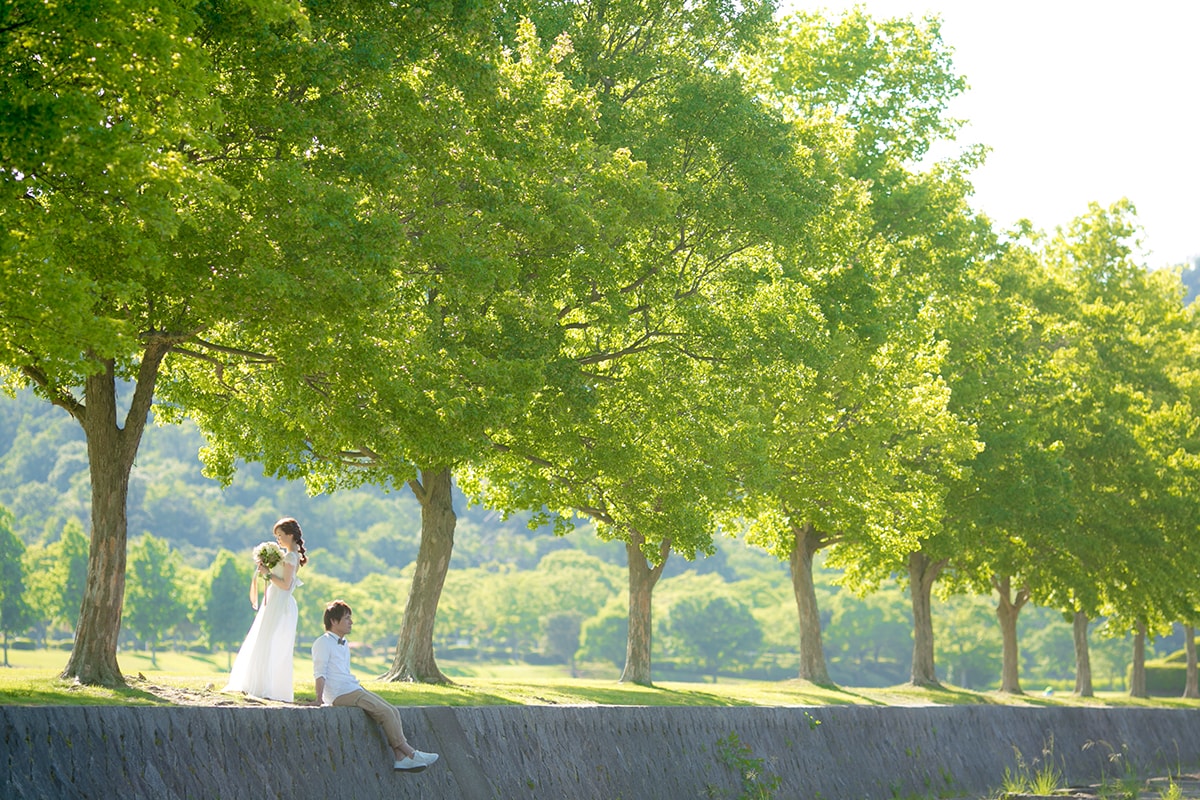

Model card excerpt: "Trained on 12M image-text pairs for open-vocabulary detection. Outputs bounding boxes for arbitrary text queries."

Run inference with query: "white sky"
[784,0,1200,268]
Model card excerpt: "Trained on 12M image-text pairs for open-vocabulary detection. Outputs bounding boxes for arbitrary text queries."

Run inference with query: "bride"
[224,517,308,701]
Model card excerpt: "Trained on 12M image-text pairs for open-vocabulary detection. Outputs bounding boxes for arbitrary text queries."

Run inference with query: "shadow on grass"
[0,683,172,707]
[371,681,802,708]
[390,680,897,708]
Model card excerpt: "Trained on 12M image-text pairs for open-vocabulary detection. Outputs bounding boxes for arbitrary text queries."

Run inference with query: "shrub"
[1141,661,1189,696]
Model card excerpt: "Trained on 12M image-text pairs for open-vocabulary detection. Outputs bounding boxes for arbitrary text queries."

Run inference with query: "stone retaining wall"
[3,704,1199,799]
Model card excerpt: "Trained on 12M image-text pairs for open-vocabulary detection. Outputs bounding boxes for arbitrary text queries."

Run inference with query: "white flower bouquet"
[253,541,283,571]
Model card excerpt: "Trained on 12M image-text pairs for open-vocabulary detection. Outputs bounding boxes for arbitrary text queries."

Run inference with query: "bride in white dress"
[224,517,308,701]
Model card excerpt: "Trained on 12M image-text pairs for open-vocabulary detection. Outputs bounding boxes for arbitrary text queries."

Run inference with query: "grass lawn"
[3,646,1198,710]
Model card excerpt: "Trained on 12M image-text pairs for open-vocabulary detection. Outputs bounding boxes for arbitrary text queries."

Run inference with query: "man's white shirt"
[312,631,362,705]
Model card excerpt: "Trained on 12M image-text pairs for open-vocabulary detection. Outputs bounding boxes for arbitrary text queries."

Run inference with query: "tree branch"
[19,364,86,422]
[187,337,277,363]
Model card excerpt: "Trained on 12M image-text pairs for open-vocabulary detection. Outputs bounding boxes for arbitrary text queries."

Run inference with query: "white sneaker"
[412,750,439,766]
[393,756,427,772]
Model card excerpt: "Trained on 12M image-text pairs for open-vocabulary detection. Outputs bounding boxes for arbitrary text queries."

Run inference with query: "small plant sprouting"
[1001,737,1064,797]
[1088,740,1143,800]
[1157,779,1184,800]
[712,732,783,800]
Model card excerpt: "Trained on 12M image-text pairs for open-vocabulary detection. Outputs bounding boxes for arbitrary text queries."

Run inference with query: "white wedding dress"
[224,550,303,702]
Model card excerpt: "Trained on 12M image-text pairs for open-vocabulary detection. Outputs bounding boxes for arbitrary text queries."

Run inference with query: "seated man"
[311,599,439,772]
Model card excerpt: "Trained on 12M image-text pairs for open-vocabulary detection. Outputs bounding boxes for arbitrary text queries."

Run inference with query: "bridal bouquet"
[253,541,283,571]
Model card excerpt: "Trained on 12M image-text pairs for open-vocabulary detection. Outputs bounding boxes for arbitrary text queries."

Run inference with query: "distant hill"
[0,389,762,582]
[0,389,613,577]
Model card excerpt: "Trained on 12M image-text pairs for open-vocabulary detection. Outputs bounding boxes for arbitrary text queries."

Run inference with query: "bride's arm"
[271,557,298,590]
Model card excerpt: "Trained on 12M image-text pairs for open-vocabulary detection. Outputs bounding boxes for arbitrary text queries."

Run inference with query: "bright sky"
[786,0,1200,268]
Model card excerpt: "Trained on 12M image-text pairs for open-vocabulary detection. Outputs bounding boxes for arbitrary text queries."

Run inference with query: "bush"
[1141,661,1188,696]
[1140,640,1200,695]
[11,639,36,650]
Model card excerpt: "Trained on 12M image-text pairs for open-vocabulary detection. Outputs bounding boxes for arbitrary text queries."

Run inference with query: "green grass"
[4,646,1200,710]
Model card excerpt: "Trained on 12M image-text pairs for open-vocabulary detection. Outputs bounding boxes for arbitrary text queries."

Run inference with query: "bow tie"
[337,637,346,646]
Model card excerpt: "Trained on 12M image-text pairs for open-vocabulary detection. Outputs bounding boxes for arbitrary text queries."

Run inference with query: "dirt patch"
[125,673,309,708]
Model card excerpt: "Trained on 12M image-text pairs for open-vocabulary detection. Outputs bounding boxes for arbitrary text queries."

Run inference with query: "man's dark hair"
[324,599,352,630]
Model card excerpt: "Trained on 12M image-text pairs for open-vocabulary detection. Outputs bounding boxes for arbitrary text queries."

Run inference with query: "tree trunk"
[1072,610,1093,697]
[908,551,946,687]
[62,350,166,687]
[790,522,831,685]
[1184,624,1198,699]
[1129,621,1147,698]
[384,466,455,684]
[620,530,669,686]
[993,574,1029,695]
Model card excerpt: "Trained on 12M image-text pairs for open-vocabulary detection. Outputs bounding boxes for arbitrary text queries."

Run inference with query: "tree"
[823,585,913,684]
[171,10,668,684]
[933,593,1001,690]
[0,507,34,665]
[123,534,186,667]
[664,594,762,682]
[1030,203,1200,697]
[55,520,90,633]
[202,549,252,668]
[531,551,623,621]
[919,227,1072,692]
[18,543,53,640]
[470,0,862,688]
[577,601,629,670]
[542,611,584,675]
[934,202,1200,696]
[733,7,982,687]
[2,0,217,685]
[20,519,89,643]
[1,0,427,685]
[1073,612,1095,697]
[181,0,844,690]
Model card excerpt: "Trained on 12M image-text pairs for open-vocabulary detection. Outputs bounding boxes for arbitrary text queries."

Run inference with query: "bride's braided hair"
[274,517,308,566]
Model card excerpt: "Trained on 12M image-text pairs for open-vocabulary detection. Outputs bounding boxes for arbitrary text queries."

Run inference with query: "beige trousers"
[332,689,408,751]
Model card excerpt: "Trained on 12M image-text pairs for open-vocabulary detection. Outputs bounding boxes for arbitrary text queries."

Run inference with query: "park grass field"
[3,646,1199,711]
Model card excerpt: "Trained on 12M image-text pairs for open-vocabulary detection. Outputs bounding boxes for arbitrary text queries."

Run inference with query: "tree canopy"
[2,0,1197,694]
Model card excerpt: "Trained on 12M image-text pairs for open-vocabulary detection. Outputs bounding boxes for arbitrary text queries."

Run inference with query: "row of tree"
[2,0,1198,693]
[0,503,1150,690]
[0,395,1157,690]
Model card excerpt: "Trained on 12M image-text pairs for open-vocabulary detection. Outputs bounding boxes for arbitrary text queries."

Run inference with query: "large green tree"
[903,228,1072,689]
[179,16,662,683]
[734,8,980,685]
[466,0,870,688]
[1,0,456,684]
[1036,203,1200,697]
[933,202,1200,695]
[181,0,841,689]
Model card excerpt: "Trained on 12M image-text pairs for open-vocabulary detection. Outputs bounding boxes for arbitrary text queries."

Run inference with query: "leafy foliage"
[124,534,187,667]
[0,506,33,663]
